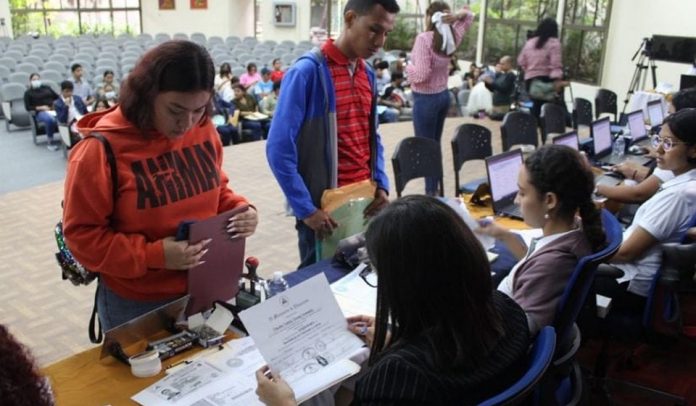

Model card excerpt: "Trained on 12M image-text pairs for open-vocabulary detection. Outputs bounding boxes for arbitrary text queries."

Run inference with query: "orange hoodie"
[63,106,249,301]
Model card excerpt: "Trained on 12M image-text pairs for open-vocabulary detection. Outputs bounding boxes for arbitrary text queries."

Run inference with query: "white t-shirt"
[652,167,674,183]
[615,169,696,296]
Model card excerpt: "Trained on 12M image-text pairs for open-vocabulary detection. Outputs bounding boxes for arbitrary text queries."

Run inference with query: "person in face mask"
[23,73,60,151]
[102,83,118,104]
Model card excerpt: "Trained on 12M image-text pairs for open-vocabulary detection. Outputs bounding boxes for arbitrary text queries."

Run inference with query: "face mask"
[31,80,41,88]
[105,91,116,99]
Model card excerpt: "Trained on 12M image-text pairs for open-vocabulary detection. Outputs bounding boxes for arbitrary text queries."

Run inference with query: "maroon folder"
[186,205,248,316]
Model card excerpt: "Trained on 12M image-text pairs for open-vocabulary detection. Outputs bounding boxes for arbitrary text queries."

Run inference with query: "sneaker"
[47,143,59,151]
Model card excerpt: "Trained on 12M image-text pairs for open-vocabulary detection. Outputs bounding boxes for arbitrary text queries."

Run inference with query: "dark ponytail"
[525,145,606,252]
[578,197,606,252]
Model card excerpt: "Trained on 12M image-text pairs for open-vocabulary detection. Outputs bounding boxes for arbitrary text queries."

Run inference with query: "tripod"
[622,39,658,114]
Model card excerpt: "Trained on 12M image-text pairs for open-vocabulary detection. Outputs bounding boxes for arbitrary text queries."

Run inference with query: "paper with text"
[239,273,365,401]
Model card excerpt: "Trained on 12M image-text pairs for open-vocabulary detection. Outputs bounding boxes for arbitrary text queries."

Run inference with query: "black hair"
[365,196,504,371]
[426,1,454,56]
[246,62,257,72]
[376,60,389,70]
[525,145,606,252]
[93,96,111,111]
[391,71,404,80]
[672,88,696,111]
[344,0,400,15]
[60,80,74,91]
[663,108,696,165]
[29,72,39,80]
[534,18,559,49]
[219,62,231,76]
[70,63,82,73]
[102,70,114,78]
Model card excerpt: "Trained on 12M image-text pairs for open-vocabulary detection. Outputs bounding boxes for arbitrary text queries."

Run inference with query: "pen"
[165,344,225,370]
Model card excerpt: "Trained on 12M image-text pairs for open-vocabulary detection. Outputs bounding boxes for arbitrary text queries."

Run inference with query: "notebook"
[485,149,524,220]
[552,131,579,150]
[186,205,248,316]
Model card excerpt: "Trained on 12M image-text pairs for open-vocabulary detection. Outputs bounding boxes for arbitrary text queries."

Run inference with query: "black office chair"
[540,209,622,405]
[595,89,618,122]
[500,111,539,151]
[450,124,492,195]
[591,242,695,405]
[540,103,567,144]
[572,97,593,129]
[391,136,443,197]
[478,326,557,406]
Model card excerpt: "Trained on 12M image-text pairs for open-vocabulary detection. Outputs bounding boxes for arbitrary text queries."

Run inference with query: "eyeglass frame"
[651,134,688,151]
[359,264,377,288]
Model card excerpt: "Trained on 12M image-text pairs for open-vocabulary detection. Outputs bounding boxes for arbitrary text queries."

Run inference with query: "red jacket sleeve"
[62,138,165,279]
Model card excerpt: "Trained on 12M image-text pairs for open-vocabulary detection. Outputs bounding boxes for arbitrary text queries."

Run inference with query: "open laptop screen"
[552,131,579,150]
[592,118,612,156]
[647,100,664,127]
[487,151,523,203]
[627,110,647,142]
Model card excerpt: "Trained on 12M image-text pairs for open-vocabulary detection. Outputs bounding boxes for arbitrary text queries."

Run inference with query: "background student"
[478,145,606,335]
[406,1,473,195]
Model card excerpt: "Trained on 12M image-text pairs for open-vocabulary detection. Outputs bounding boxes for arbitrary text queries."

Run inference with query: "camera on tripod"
[636,37,654,60]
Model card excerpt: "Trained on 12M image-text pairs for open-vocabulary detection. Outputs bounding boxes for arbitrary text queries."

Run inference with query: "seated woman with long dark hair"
[256,196,530,405]
[479,145,606,335]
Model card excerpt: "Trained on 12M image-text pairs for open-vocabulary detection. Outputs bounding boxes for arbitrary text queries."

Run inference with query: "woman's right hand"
[347,315,376,347]
[162,237,211,270]
[476,220,508,240]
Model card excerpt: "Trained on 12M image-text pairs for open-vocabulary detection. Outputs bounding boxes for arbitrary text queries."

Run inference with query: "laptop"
[626,109,649,145]
[646,99,664,130]
[552,131,579,150]
[485,150,524,220]
[591,117,616,164]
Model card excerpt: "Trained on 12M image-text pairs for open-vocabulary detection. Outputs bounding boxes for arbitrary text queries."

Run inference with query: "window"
[10,0,141,37]
[483,0,558,65]
[562,0,612,84]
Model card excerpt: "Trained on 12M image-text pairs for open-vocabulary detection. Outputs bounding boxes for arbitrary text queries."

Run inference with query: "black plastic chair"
[500,111,539,151]
[595,88,618,121]
[450,124,492,195]
[572,97,593,129]
[391,136,443,197]
[540,103,567,144]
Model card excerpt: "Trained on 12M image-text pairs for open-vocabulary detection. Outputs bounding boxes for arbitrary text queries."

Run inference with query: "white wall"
[260,0,312,43]
[0,0,13,39]
[141,0,255,38]
[570,0,696,106]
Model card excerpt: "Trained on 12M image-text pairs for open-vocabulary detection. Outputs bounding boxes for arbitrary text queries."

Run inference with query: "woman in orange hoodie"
[63,41,258,330]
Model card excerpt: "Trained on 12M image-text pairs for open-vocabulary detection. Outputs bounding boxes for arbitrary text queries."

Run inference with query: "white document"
[133,338,268,406]
[330,263,377,318]
[239,273,365,402]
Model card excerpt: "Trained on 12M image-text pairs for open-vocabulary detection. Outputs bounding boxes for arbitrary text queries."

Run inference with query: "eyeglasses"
[651,135,687,151]
[359,264,377,288]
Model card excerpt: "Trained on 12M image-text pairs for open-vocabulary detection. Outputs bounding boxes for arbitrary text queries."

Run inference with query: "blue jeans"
[412,90,450,195]
[36,111,57,141]
[295,218,317,270]
[96,282,177,331]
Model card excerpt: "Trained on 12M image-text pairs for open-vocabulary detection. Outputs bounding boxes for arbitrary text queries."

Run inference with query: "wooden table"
[462,194,529,230]
[42,334,236,405]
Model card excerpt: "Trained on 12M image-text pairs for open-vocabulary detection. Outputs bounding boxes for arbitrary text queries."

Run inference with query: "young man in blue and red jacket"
[266,0,399,268]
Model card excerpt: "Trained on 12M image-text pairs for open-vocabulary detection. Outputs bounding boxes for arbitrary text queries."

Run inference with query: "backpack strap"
[84,132,118,344]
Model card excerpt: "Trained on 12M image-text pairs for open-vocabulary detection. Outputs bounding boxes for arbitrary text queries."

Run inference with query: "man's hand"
[364,188,389,218]
[303,209,338,239]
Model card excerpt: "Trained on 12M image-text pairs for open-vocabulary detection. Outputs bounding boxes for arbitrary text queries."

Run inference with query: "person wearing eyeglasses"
[597,108,696,314]
[595,88,696,203]
[256,196,530,405]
